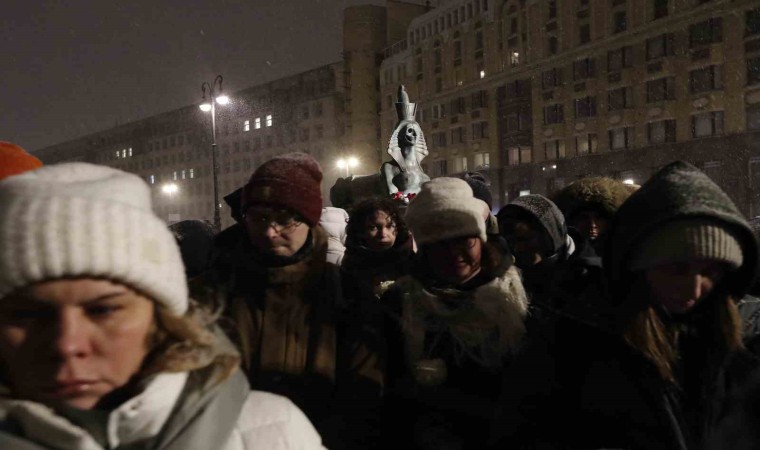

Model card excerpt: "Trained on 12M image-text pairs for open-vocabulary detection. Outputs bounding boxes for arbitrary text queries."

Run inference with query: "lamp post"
[336,156,359,178]
[200,75,230,232]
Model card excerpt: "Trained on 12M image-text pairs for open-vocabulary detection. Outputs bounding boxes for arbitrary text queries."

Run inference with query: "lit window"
[128,147,133,157]
[149,175,155,185]
[115,151,120,158]
[511,52,520,66]
[519,190,531,197]
[122,149,127,158]
[255,118,261,129]
[173,171,178,181]
[190,168,194,179]
[480,70,486,79]
[244,120,250,132]
[181,170,186,180]
[266,114,273,127]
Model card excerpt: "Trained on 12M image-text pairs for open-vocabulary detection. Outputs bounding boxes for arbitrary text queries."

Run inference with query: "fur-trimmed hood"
[395,265,529,368]
[552,177,633,220]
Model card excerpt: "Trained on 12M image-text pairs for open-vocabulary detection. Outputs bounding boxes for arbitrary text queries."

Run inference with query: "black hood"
[224,187,244,223]
[605,161,759,301]
[498,194,568,257]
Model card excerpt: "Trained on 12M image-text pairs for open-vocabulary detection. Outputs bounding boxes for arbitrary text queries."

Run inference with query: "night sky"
[2,0,384,152]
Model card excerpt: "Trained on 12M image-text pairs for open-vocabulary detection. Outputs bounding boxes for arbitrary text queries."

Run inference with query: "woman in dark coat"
[491,161,760,450]
[342,197,414,303]
[382,178,529,450]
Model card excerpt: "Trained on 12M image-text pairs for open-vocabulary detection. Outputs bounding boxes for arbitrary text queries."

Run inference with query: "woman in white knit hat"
[379,177,529,450]
[0,163,323,450]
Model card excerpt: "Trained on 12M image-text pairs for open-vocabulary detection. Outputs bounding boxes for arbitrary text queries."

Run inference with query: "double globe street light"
[336,156,359,178]
[200,75,230,232]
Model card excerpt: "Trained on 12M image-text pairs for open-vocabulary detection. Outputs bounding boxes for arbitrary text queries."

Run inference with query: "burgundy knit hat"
[0,142,43,180]
[242,153,323,226]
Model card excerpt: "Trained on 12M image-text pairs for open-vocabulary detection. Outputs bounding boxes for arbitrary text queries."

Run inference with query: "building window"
[576,133,598,155]
[544,104,565,124]
[689,65,723,93]
[548,36,559,55]
[748,57,760,86]
[542,68,562,89]
[648,119,676,144]
[432,132,447,147]
[451,127,466,144]
[613,11,627,33]
[435,77,443,92]
[454,33,463,66]
[474,152,490,167]
[416,50,424,80]
[646,33,675,60]
[646,76,676,102]
[653,0,668,19]
[456,156,468,172]
[472,121,490,139]
[244,120,250,132]
[255,117,261,129]
[173,171,178,181]
[747,8,760,36]
[314,102,323,117]
[315,125,324,139]
[608,87,633,111]
[574,96,597,118]
[189,168,195,179]
[475,30,484,57]
[266,115,273,127]
[548,0,557,19]
[573,58,595,81]
[149,175,155,185]
[747,104,760,130]
[301,106,310,119]
[181,170,186,180]
[472,90,488,109]
[434,41,442,71]
[435,159,448,176]
[609,127,634,150]
[690,18,723,47]
[579,24,591,44]
[692,111,724,137]
[608,46,633,72]
[545,139,566,160]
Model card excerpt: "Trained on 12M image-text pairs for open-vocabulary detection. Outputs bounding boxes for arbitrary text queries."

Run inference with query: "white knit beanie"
[0,163,188,315]
[405,177,489,246]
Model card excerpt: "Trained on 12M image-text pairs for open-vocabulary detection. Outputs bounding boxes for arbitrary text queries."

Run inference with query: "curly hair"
[346,197,409,247]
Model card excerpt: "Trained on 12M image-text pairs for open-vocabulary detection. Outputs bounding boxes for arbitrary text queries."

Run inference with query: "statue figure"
[381,86,430,197]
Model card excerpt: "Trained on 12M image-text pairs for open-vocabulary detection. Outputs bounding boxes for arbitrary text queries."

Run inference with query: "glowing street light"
[200,75,229,232]
[623,178,635,185]
[162,183,179,196]
[336,156,359,177]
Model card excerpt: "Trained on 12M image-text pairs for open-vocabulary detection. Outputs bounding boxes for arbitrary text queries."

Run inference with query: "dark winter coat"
[208,225,383,450]
[382,245,529,449]
[490,161,760,450]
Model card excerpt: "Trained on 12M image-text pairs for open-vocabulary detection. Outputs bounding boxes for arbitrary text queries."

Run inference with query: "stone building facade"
[379,0,760,216]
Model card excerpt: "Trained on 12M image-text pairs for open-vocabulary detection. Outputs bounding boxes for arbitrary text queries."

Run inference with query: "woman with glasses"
[210,153,383,450]
[380,178,529,450]
[342,197,414,303]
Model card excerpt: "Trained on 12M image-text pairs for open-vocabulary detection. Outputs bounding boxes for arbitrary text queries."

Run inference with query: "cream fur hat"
[0,163,188,315]
[405,177,489,246]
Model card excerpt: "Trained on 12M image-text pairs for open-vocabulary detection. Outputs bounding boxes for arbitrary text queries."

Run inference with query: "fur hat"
[0,163,188,315]
[630,218,744,271]
[405,178,489,246]
[242,153,323,226]
[553,177,632,220]
[0,142,42,180]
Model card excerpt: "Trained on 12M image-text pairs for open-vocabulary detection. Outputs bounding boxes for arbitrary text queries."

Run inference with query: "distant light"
[347,157,359,168]
[623,178,635,185]
[216,95,230,105]
[336,159,346,169]
[551,164,557,169]
[479,70,486,79]
[519,190,531,197]
[199,103,211,112]
[162,183,179,195]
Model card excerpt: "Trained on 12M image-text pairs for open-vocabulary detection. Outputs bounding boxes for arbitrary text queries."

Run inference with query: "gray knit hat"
[630,218,744,271]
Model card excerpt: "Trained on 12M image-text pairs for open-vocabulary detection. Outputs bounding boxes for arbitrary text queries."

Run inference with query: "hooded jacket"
[490,161,760,450]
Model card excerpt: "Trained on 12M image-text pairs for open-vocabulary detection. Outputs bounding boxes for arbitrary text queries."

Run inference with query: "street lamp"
[200,75,228,232]
[336,156,359,177]
[162,183,179,196]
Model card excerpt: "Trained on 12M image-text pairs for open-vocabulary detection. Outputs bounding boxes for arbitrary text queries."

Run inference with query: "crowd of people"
[1,141,760,449]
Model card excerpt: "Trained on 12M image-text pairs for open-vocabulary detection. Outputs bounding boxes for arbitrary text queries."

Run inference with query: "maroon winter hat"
[242,153,323,226]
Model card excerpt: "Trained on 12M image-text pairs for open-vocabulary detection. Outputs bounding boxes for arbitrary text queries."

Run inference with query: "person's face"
[244,206,310,257]
[363,210,398,251]
[645,260,727,315]
[570,209,610,242]
[0,279,155,410]
[503,221,544,268]
[424,236,483,285]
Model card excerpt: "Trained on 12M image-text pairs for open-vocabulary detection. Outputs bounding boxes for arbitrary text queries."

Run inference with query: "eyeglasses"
[243,209,302,233]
